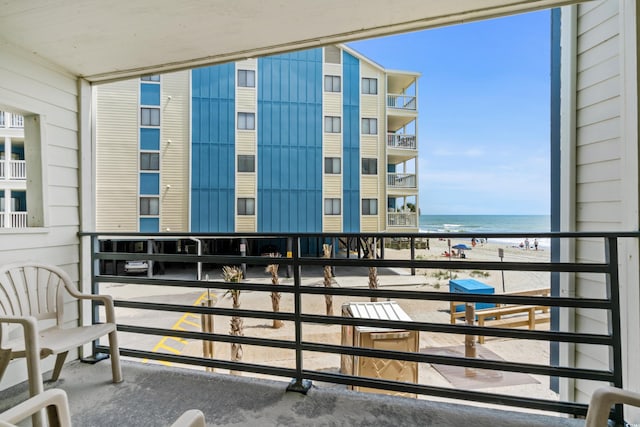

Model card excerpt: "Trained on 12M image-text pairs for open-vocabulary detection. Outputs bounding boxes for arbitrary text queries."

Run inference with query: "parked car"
[124,261,149,274]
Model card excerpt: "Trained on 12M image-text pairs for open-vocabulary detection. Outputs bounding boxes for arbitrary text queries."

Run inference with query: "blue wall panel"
[257,50,323,232]
[343,52,360,232]
[191,64,236,232]
[140,173,159,195]
[140,217,159,232]
[140,128,160,150]
[141,83,161,106]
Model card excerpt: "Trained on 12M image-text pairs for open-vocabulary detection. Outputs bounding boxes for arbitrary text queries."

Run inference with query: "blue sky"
[347,10,551,215]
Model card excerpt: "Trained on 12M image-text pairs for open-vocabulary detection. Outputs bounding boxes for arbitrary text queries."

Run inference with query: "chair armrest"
[585,386,640,427]
[69,293,117,324]
[0,388,72,427]
[0,315,39,350]
[169,409,206,427]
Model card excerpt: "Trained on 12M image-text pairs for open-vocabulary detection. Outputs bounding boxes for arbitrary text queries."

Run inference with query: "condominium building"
[95,45,420,234]
[0,111,27,229]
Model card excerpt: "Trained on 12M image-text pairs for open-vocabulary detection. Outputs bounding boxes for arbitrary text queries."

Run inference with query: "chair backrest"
[0,263,69,345]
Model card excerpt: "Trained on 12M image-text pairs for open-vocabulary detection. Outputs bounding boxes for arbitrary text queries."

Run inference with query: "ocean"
[419,214,551,248]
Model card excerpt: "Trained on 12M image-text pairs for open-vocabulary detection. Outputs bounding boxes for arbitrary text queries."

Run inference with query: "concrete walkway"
[0,360,584,426]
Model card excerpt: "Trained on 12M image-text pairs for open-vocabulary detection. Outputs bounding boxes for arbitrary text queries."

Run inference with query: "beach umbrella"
[452,244,471,250]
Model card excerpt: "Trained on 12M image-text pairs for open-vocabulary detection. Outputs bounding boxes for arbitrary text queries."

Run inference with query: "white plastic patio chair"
[0,388,206,427]
[585,386,640,426]
[0,262,122,400]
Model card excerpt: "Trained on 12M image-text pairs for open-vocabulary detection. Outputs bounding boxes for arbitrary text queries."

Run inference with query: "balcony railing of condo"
[0,111,4,127]
[387,173,417,189]
[9,160,26,179]
[387,211,417,227]
[387,94,417,110]
[81,231,633,425]
[10,114,24,128]
[387,133,417,150]
[0,212,28,228]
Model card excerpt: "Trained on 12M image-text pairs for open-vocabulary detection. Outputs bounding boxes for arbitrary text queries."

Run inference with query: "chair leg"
[108,330,123,383]
[0,348,11,381]
[51,351,68,382]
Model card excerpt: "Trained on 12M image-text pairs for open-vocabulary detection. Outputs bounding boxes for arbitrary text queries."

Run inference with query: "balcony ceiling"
[0,0,582,83]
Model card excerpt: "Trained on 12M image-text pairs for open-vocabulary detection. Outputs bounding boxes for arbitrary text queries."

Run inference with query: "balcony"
[0,111,24,129]
[0,212,28,228]
[387,94,416,111]
[387,211,418,227]
[388,172,417,189]
[1,230,634,426]
[387,133,417,150]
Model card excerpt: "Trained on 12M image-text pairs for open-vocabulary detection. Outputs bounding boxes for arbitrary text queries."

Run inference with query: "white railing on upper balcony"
[0,111,4,127]
[387,94,417,110]
[0,162,4,179]
[387,134,417,150]
[387,173,417,189]
[0,212,28,228]
[387,211,418,227]
[10,114,24,128]
[9,160,26,179]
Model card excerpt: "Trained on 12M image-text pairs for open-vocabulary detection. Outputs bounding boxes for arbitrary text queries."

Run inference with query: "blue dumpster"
[449,278,495,312]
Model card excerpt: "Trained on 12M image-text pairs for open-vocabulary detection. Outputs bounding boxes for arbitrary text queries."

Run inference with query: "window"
[362,118,378,135]
[324,157,341,174]
[237,198,255,215]
[362,199,378,215]
[238,70,256,87]
[238,112,255,130]
[141,75,160,82]
[141,108,160,126]
[140,197,159,215]
[324,198,341,215]
[238,155,255,172]
[362,78,378,95]
[324,75,341,92]
[324,116,341,133]
[140,152,159,171]
[362,158,378,175]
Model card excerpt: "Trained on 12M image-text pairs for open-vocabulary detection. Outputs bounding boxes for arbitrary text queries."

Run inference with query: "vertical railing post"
[410,237,416,276]
[287,235,311,393]
[605,236,624,425]
[83,234,109,363]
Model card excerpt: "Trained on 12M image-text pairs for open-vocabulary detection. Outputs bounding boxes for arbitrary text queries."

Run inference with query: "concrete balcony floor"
[0,359,584,427]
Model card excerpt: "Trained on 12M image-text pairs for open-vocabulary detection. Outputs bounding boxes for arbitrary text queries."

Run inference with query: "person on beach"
[524,238,530,250]
[534,238,539,250]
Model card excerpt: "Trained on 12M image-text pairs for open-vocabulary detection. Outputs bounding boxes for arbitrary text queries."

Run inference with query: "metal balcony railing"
[387,211,417,227]
[387,134,417,150]
[387,94,416,111]
[81,231,633,425]
[387,173,416,189]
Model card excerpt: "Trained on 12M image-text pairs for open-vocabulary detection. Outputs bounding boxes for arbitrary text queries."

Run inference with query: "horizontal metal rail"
[83,230,634,422]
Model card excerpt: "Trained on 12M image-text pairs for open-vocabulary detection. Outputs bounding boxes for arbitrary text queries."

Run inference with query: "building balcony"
[0,160,27,180]
[387,93,416,111]
[387,172,417,189]
[0,231,632,426]
[386,211,418,227]
[387,133,417,150]
[0,111,24,129]
[0,212,28,228]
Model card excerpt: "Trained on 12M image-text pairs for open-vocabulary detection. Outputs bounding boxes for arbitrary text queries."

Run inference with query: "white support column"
[5,188,11,229]
[3,137,10,180]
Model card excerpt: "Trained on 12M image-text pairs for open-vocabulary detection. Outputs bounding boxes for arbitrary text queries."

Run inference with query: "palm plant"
[265,253,283,328]
[222,266,243,369]
[322,244,334,316]
[367,239,379,302]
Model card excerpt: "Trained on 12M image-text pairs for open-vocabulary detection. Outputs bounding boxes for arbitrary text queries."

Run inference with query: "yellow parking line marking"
[143,290,217,364]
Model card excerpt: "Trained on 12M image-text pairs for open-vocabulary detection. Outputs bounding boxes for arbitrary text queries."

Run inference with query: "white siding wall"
[95,79,139,231]
[566,0,640,412]
[323,62,343,232]
[0,44,81,389]
[161,72,190,232]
